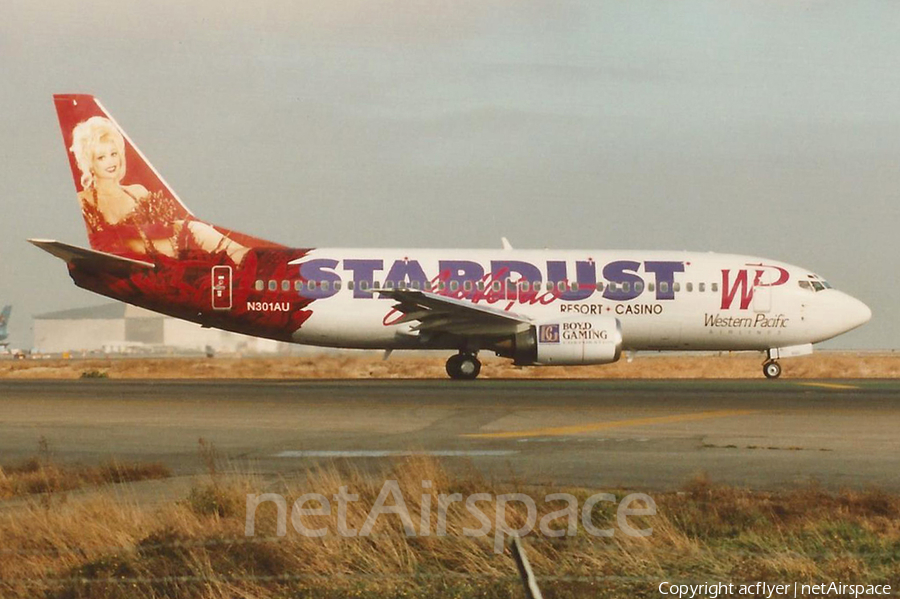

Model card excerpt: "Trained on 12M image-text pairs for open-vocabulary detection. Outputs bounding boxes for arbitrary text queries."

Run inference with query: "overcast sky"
[1,0,896,349]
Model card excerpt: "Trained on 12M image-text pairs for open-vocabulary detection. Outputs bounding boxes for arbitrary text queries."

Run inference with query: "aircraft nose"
[838,292,872,332]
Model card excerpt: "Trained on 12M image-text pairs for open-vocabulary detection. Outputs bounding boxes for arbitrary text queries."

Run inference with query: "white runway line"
[273,450,519,458]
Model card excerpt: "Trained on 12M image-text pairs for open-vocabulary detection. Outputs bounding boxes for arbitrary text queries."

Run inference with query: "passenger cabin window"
[711,283,719,292]
[492,281,502,292]
[255,280,264,291]
[334,282,342,291]
[647,282,655,292]
[294,280,302,292]
[464,281,473,292]
[595,282,604,291]
[282,280,291,292]
[360,281,370,291]
[307,281,316,291]
[384,280,394,290]
[660,282,669,293]
[476,281,485,291]
[673,282,680,292]
[449,281,459,292]
[699,283,705,293]
[321,281,330,292]
[621,282,630,293]
[634,282,644,293]
[686,283,693,292]
[347,281,355,291]
[268,280,277,291]
[410,281,420,290]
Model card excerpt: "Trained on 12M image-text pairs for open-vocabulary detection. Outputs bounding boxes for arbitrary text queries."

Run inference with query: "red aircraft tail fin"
[53,94,279,263]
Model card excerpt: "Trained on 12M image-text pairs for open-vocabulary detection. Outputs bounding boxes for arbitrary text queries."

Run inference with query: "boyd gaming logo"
[721,263,790,310]
[538,324,560,343]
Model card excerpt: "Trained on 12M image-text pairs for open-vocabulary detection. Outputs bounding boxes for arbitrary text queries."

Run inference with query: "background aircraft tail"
[53,94,280,264]
[0,305,10,341]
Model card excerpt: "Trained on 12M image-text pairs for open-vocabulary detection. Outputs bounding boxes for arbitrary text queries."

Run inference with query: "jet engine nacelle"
[513,315,623,366]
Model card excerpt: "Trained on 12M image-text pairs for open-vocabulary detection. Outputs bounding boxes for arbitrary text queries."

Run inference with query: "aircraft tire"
[447,353,481,380]
[446,354,462,378]
[763,360,782,379]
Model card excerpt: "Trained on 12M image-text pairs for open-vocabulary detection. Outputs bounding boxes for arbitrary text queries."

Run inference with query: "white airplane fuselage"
[285,248,870,352]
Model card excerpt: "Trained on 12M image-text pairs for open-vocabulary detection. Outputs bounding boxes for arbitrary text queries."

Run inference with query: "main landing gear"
[763,360,782,379]
[446,352,481,380]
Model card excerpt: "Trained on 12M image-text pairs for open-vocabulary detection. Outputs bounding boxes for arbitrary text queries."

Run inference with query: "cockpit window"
[800,278,833,292]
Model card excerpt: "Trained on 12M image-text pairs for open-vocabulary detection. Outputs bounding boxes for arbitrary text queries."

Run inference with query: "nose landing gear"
[446,353,481,380]
[763,360,782,379]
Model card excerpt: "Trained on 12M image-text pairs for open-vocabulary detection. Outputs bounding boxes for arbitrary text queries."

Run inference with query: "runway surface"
[1,379,898,491]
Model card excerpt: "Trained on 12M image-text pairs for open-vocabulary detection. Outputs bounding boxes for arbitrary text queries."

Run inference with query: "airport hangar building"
[33,303,286,355]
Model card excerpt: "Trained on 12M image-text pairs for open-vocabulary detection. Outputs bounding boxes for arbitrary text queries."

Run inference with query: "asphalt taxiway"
[0,379,898,490]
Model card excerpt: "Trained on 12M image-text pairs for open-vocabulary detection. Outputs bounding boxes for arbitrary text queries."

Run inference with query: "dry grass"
[0,460,170,500]
[1,456,898,598]
[1,351,898,380]
[0,441,170,501]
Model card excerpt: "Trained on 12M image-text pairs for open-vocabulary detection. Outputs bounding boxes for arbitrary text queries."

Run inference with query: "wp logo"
[720,264,789,310]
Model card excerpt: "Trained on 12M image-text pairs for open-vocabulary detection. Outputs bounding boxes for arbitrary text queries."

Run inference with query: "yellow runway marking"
[797,382,860,391]
[464,409,758,439]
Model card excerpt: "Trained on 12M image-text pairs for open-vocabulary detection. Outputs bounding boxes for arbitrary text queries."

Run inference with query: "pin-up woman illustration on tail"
[69,116,248,264]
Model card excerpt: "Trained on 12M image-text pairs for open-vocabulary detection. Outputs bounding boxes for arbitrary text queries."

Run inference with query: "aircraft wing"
[378,288,532,337]
[28,239,156,275]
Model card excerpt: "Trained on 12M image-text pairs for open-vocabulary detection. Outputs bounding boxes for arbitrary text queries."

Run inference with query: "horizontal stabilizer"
[28,239,155,274]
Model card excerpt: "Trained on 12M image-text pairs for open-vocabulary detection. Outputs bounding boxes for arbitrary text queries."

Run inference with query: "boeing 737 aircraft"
[30,95,871,379]
[0,306,10,346]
